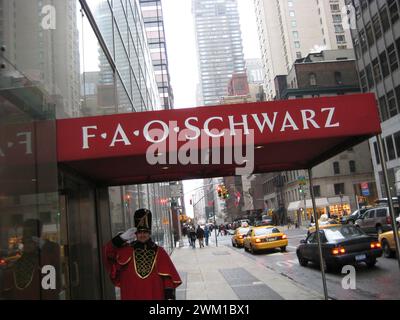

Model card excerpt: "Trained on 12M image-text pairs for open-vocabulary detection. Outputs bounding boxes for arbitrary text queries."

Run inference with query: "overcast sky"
[163,0,261,217]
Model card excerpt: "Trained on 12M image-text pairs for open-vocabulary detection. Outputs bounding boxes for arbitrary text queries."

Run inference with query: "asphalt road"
[217,228,400,300]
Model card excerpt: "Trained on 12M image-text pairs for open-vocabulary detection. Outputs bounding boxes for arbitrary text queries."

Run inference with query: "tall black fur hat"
[134,208,152,232]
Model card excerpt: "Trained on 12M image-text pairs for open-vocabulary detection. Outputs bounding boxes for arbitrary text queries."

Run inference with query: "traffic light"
[221,185,229,199]
[217,185,223,198]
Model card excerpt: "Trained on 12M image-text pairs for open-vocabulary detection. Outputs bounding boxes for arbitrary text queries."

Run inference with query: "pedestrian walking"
[196,225,205,248]
[189,226,197,249]
[287,217,292,230]
[104,208,182,300]
[204,225,210,246]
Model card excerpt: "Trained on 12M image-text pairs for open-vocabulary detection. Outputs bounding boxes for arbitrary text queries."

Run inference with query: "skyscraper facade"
[140,0,174,110]
[193,0,246,106]
[345,0,400,198]
[254,0,353,100]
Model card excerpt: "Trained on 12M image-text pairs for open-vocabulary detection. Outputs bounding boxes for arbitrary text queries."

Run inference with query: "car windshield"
[238,227,250,234]
[254,228,280,236]
[324,226,365,242]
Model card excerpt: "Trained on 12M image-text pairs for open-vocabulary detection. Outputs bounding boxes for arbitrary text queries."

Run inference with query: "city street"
[221,229,400,300]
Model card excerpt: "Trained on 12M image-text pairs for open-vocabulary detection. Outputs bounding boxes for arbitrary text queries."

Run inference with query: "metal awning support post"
[308,168,329,300]
[376,134,400,269]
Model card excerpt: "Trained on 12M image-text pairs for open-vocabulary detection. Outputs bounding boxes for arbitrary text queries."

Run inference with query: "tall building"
[193,0,246,106]
[0,0,80,118]
[263,49,377,225]
[254,0,353,100]
[245,58,264,84]
[140,0,174,110]
[345,0,400,199]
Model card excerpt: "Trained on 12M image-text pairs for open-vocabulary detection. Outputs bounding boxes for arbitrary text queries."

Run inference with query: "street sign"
[298,176,307,186]
[361,182,370,196]
[170,184,183,197]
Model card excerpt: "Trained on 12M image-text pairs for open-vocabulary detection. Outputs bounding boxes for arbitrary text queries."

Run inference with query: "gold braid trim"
[133,247,158,279]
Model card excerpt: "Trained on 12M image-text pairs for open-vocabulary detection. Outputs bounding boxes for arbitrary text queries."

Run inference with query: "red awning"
[56,93,381,186]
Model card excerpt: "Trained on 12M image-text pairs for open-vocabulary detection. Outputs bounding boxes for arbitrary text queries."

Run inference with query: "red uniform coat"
[104,239,182,300]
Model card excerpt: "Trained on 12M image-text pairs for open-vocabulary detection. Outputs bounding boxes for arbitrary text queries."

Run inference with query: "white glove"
[120,227,137,242]
[31,236,46,249]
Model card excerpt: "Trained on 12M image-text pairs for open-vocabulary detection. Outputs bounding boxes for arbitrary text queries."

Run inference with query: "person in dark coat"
[196,225,205,248]
[204,225,210,246]
[188,226,196,249]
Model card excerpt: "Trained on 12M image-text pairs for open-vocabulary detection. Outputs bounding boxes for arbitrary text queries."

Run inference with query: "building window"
[378,95,389,121]
[379,51,390,78]
[336,35,346,44]
[387,43,399,72]
[332,14,342,23]
[373,142,380,164]
[396,85,400,112]
[372,14,382,40]
[359,30,367,53]
[388,0,399,24]
[372,58,382,84]
[365,64,374,88]
[334,24,344,33]
[394,131,400,159]
[380,6,390,33]
[296,51,302,59]
[334,71,342,84]
[359,70,367,92]
[349,160,356,173]
[309,73,317,86]
[387,90,399,118]
[334,183,345,195]
[291,20,297,28]
[366,23,374,47]
[294,41,301,48]
[313,185,321,197]
[397,38,400,62]
[386,136,396,160]
[333,161,340,174]
[293,31,299,39]
[289,10,295,17]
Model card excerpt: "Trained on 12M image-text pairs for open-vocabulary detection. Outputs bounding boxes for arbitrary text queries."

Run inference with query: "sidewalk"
[171,236,322,300]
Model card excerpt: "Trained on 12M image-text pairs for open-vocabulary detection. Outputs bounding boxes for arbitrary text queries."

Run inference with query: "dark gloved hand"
[164,288,176,300]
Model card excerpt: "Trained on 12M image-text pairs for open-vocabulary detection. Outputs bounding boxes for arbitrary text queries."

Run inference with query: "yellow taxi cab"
[379,230,400,258]
[307,223,341,235]
[231,226,250,248]
[307,214,341,235]
[243,226,288,254]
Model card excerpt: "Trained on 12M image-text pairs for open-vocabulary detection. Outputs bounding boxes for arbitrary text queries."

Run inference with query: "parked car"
[355,206,400,234]
[374,198,399,207]
[379,229,400,258]
[231,227,250,248]
[341,208,370,224]
[296,225,383,272]
[243,226,288,254]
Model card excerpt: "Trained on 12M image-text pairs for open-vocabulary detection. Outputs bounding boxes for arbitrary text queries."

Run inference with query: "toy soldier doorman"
[104,209,182,300]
